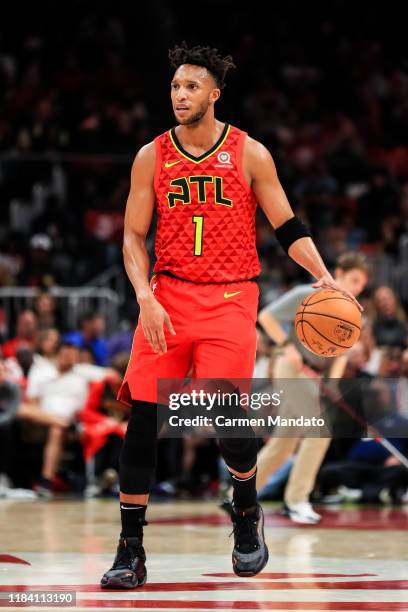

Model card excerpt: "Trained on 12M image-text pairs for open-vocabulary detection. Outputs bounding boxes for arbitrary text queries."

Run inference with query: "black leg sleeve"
[119,400,160,495]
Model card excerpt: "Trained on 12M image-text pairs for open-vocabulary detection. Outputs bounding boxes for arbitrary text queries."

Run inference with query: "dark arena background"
[1,1,408,610]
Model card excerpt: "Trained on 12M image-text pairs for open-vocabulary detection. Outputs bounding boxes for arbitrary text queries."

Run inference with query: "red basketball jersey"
[153,123,260,283]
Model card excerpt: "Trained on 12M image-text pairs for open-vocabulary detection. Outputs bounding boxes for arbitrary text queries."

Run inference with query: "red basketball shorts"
[118,273,259,405]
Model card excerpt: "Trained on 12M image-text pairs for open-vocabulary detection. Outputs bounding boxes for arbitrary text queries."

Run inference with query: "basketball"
[295,289,362,357]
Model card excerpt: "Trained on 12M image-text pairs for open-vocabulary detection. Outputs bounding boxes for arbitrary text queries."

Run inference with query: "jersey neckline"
[169,123,230,164]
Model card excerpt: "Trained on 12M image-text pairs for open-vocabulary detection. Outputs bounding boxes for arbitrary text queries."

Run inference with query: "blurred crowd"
[1,283,408,506]
[0,2,408,506]
[0,3,408,289]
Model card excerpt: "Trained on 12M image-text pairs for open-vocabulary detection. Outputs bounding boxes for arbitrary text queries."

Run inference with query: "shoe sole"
[100,573,147,589]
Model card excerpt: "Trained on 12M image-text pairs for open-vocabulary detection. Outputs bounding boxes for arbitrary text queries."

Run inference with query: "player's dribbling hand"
[139,295,176,354]
[312,274,363,312]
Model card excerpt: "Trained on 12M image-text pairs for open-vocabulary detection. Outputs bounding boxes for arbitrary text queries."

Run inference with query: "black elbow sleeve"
[275,216,312,253]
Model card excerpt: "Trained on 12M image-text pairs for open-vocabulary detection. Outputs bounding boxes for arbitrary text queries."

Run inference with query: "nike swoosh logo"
[120,505,144,510]
[164,160,181,168]
[224,291,242,299]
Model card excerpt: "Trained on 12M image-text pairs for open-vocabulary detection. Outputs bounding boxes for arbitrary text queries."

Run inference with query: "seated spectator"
[0,359,20,489]
[79,347,97,364]
[4,344,34,397]
[396,349,408,418]
[319,435,408,504]
[18,341,110,497]
[359,322,386,376]
[372,287,407,349]
[19,328,61,395]
[322,341,373,441]
[33,293,61,331]
[318,379,408,503]
[107,319,134,362]
[80,353,129,497]
[2,310,38,359]
[253,329,272,379]
[63,312,108,366]
[34,328,60,365]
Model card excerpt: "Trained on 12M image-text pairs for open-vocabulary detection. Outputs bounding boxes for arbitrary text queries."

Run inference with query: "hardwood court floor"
[0,499,407,611]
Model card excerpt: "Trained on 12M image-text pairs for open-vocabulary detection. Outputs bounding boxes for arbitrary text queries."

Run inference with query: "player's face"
[171,65,220,125]
[335,268,368,297]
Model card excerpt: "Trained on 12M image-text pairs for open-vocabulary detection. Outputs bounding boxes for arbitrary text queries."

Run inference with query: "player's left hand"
[312,274,363,311]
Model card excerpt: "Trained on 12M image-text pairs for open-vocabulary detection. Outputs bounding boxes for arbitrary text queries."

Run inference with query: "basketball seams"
[297,318,357,349]
[303,295,355,307]
[301,310,361,330]
[299,301,315,352]
[297,290,361,356]
[296,319,314,352]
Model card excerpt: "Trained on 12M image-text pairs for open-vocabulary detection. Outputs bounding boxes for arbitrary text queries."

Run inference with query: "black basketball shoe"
[231,503,269,577]
[100,536,147,589]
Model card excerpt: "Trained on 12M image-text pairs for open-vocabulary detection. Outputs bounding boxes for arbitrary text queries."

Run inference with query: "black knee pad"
[119,400,159,494]
[218,436,258,474]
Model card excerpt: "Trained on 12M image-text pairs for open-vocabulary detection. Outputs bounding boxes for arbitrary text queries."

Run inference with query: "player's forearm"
[123,232,153,303]
[288,237,331,281]
[258,310,287,344]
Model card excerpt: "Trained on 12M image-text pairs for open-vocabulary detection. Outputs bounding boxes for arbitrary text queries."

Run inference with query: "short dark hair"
[168,42,235,89]
[336,252,369,275]
[79,312,96,327]
[57,341,78,352]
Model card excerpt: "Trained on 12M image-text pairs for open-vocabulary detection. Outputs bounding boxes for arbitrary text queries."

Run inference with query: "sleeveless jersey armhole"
[236,130,252,193]
[153,136,162,194]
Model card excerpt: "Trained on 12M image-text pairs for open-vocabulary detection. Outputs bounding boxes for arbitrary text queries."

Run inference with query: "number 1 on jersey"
[192,216,204,256]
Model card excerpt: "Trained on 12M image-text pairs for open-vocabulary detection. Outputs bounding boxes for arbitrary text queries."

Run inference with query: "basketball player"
[101,43,360,588]
[257,252,368,523]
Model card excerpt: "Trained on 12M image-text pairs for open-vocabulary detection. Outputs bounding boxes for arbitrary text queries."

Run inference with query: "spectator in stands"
[396,349,408,419]
[356,166,399,245]
[79,347,97,364]
[372,287,407,349]
[3,345,34,391]
[35,328,60,363]
[33,293,61,331]
[2,309,38,359]
[360,322,386,377]
[80,353,129,497]
[0,358,20,489]
[253,329,272,379]
[21,234,55,288]
[63,312,108,366]
[318,378,408,504]
[319,341,373,463]
[2,6,408,501]
[19,341,111,497]
[22,328,61,395]
[106,308,136,361]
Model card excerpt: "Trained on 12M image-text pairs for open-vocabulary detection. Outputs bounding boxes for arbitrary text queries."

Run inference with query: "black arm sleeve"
[275,216,312,254]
